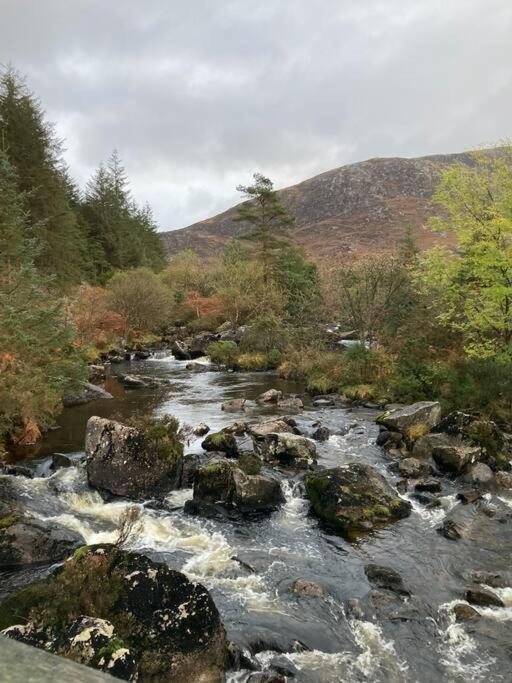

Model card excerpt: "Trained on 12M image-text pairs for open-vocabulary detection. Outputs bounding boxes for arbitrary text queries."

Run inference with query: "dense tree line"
[0,67,165,287]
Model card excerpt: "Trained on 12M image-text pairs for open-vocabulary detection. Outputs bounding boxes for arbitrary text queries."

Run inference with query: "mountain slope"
[161,150,495,259]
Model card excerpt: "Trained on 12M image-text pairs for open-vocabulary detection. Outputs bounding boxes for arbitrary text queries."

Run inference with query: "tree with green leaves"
[0,66,91,286]
[236,173,294,284]
[0,149,86,451]
[415,148,512,357]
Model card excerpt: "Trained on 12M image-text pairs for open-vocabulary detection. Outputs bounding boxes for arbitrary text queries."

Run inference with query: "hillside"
[160,150,496,259]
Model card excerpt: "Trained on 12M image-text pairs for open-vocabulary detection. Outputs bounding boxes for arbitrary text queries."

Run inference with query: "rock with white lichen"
[0,545,227,682]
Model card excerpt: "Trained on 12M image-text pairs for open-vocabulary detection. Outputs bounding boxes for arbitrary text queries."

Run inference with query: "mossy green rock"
[304,464,411,537]
[201,431,239,458]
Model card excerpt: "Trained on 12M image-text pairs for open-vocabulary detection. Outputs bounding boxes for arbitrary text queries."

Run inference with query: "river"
[2,353,512,682]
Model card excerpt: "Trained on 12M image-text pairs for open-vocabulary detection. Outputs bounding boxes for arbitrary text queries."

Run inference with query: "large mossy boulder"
[253,433,317,470]
[0,545,227,682]
[184,459,283,517]
[201,431,239,457]
[85,416,183,500]
[304,464,411,537]
[377,402,441,442]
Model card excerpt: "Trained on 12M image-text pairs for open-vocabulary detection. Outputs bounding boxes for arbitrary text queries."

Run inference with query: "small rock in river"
[290,579,324,597]
[466,587,505,608]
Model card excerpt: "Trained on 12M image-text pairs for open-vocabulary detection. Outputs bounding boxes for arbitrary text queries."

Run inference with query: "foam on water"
[404,492,458,527]
[438,601,496,680]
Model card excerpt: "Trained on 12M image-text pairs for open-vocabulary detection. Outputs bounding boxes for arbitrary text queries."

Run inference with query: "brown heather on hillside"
[161,150,500,260]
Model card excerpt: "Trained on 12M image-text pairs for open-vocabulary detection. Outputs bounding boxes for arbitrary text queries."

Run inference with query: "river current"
[2,354,512,682]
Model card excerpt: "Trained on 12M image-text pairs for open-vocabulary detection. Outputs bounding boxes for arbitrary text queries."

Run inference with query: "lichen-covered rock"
[85,417,183,500]
[253,433,317,469]
[201,431,239,457]
[463,463,494,486]
[432,412,509,467]
[258,389,282,403]
[377,401,441,441]
[432,443,481,474]
[412,432,457,459]
[0,545,227,683]
[304,464,411,537]
[4,616,138,680]
[249,419,294,441]
[184,460,283,517]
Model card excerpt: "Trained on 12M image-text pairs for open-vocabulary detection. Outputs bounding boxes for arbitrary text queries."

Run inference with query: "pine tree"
[236,173,294,284]
[0,67,90,286]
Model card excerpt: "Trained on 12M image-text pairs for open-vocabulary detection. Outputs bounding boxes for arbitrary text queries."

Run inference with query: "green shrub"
[237,352,268,371]
[207,340,239,367]
[240,313,289,354]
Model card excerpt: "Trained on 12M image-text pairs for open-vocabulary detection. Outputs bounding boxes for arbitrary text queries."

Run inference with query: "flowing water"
[2,355,512,682]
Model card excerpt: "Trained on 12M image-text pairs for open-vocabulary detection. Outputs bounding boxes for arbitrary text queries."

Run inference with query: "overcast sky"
[1,0,511,230]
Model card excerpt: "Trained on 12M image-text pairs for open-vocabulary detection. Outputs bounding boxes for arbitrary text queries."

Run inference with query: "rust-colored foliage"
[70,285,126,347]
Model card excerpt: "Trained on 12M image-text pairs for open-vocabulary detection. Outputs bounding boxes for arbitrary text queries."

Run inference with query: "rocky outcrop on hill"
[161,151,502,260]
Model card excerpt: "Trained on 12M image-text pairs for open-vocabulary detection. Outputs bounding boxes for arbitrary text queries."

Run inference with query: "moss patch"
[0,514,19,530]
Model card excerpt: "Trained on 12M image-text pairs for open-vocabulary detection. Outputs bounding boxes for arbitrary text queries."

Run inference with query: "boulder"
[249,419,294,440]
[277,397,303,411]
[88,364,106,379]
[179,454,202,488]
[0,545,227,682]
[412,432,457,459]
[170,339,191,360]
[85,417,183,500]
[185,460,283,517]
[258,389,282,404]
[118,374,147,388]
[496,471,512,488]
[432,443,481,474]
[63,383,113,407]
[453,604,480,622]
[304,464,411,536]
[470,570,512,588]
[463,463,494,486]
[186,362,209,373]
[221,398,246,412]
[254,433,317,469]
[201,431,239,458]
[376,401,441,441]
[51,453,74,470]
[364,564,409,595]
[312,396,335,407]
[311,426,330,442]
[466,587,505,608]
[189,332,218,358]
[133,348,151,360]
[415,478,442,493]
[437,519,463,541]
[193,422,210,437]
[237,453,262,475]
[398,457,430,479]
[290,579,324,597]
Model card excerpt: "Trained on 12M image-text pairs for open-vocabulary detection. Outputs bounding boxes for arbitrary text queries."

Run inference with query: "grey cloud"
[1,0,511,228]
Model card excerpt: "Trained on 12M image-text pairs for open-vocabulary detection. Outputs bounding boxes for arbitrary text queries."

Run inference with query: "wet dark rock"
[179,453,202,488]
[51,453,74,470]
[133,348,151,360]
[290,579,324,597]
[311,426,330,442]
[258,389,282,403]
[466,586,505,608]
[0,517,82,569]
[376,401,442,442]
[185,460,283,518]
[0,464,33,478]
[453,604,480,622]
[433,443,481,474]
[88,364,106,379]
[470,570,511,589]
[398,457,430,479]
[395,479,408,494]
[411,491,441,507]
[463,463,494,486]
[85,417,183,500]
[189,332,218,358]
[376,430,390,446]
[437,519,463,540]
[226,641,259,672]
[222,398,246,412]
[415,479,442,493]
[304,464,411,536]
[254,433,317,470]
[193,422,210,437]
[457,489,482,504]
[364,564,409,595]
[0,545,227,682]
[268,655,299,678]
[170,339,191,360]
[62,382,113,407]
[202,431,239,458]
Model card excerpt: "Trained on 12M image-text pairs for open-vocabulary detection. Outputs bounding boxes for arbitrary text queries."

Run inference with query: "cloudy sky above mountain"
[1,0,511,230]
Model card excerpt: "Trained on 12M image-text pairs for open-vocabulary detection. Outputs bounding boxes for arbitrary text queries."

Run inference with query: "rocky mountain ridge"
[161,149,498,259]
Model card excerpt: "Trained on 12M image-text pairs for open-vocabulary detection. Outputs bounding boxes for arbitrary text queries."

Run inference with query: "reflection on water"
[3,355,512,682]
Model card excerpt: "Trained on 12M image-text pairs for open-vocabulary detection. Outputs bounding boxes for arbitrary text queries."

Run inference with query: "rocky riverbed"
[1,353,512,682]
